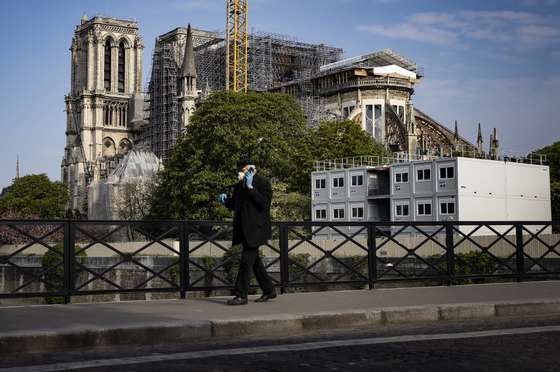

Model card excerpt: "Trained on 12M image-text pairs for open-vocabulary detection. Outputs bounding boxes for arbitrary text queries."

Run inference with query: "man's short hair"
[236,158,254,170]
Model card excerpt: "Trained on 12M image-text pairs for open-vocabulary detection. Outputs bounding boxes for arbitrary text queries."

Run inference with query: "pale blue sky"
[1,0,559,188]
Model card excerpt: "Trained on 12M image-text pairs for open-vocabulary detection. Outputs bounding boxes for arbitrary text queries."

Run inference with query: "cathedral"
[61,17,197,215]
[62,16,498,216]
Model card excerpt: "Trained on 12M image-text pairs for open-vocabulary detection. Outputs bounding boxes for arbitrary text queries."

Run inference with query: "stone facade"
[269,50,483,158]
[61,16,144,213]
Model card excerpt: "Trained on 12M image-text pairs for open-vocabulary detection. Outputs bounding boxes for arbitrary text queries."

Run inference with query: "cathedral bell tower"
[177,24,197,128]
[61,16,143,214]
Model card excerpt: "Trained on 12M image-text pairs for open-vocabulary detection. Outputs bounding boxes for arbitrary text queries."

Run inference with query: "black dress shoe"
[254,291,277,303]
[227,296,248,305]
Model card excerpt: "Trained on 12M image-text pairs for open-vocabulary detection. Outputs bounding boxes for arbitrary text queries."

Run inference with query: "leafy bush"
[430,251,496,284]
[454,251,496,284]
[41,243,86,304]
[169,256,218,296]
[288,253,310,282]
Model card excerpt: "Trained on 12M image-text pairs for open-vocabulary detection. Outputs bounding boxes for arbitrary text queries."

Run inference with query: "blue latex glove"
[244,171,254,189]
[218,193,227,204]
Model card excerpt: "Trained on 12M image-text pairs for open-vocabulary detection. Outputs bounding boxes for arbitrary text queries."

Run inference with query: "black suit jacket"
[225,174,272,248]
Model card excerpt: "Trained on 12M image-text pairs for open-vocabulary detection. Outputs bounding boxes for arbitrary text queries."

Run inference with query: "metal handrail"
[0,220,558,303]
[317,76,413,95]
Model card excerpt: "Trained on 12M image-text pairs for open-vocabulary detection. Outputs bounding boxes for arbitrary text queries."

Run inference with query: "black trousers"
[234,243,274,298]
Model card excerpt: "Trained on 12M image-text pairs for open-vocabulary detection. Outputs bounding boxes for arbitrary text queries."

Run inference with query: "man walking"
[218,158,276,305]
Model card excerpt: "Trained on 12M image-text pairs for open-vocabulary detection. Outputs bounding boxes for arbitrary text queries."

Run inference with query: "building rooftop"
[313,152,548,172]
[76,16,138,32]
[319,49,420,75]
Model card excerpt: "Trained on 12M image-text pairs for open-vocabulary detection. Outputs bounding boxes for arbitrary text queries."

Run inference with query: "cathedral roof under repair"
[107,149,162,183]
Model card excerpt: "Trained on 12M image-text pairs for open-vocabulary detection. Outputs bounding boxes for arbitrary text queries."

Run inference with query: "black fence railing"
[0,220,558,304]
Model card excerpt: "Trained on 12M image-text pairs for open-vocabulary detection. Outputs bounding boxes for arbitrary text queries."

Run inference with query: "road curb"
[211,314,303,337]
[495,299,560,317]
[2,299,560,354]
[0,321,212,355]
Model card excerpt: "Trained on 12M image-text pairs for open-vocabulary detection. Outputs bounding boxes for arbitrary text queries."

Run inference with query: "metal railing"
[0,220,558,303]
[313,154,433,171]
[313,152,548,172]
[317,76,414,95]
[368,186,390,196]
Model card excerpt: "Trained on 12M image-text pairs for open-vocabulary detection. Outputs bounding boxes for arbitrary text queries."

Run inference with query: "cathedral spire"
[489,127,499,158]
[453,120,459,142]
[177,23,197,129]
[476,123,483,153]
[180,24,196,78]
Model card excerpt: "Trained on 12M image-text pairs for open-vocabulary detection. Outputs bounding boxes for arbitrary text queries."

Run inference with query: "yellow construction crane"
[225,0,248,92]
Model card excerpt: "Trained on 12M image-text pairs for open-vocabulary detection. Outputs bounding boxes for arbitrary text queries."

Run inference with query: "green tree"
[534,141,559,182]
[0,174,68,219]
[150,92,313,220]
[534,141,560,221]
[270,182,311,221]
[312,120,387,161]
[551,181,560,222]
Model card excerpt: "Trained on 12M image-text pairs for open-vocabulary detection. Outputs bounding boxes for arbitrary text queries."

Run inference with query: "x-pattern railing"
[73,222,180,293]
[0,220,558,302]
[521,223,560,274]
[452,224,518,276]
[376,224,448,279]
[0,222,65,296]
[283,224,369,286]
[188,223,237,288]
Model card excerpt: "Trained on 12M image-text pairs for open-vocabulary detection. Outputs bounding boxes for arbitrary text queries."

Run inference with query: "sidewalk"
[2,281,560,354]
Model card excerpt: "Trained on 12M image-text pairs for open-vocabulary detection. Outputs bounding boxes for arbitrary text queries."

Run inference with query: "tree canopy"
[150,92,313,220]
[312,120,387,161]
[0,174,68,219]
[535,141,559,183]
[149,92,387,221]
[534,141,560,221]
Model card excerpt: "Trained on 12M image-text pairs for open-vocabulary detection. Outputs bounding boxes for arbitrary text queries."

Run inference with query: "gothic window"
[104,41,111,91]
[398,106,405,121]
[102,137,116,158]
[118,139,132,155]
[118,42,125,93]
[365,105,373,136]
[104,103,110,126]
[81,42,88,90]
[374,104,383,141]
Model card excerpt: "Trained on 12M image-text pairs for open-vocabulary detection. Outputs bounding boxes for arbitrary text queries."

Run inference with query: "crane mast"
[225,0,248,93]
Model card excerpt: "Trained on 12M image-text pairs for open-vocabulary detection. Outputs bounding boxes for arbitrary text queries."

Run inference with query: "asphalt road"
[3,314,560,372]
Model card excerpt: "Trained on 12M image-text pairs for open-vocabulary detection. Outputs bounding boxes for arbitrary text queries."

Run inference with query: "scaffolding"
[195,30,343,92]
[147,28,343,160]
[147,43,179,160]
[195,30,343,123]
